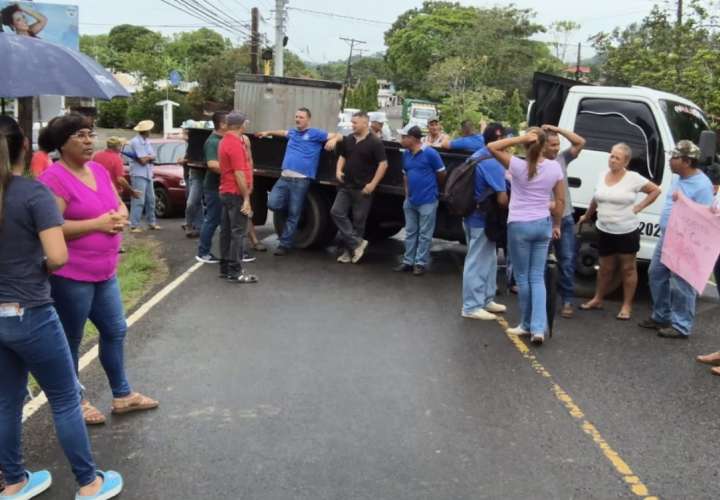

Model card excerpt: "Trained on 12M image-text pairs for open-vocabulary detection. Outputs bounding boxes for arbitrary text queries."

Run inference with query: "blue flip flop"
[0,470,52,499]
[74,471,123,500]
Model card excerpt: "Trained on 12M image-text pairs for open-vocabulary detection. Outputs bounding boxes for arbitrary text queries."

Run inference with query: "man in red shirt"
[218,112,258,283]
[92,137,138,198]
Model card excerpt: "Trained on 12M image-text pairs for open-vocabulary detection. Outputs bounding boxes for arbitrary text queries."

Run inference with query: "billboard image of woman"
[1,2,47,37]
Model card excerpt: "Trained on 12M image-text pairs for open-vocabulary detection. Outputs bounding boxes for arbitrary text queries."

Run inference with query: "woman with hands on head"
[488,127,566,345]
[577,144,661,320]
[39,113,158,427]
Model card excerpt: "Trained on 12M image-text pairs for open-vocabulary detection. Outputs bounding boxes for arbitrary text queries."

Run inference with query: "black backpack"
[477,186,509,247]
[444,155,491,217]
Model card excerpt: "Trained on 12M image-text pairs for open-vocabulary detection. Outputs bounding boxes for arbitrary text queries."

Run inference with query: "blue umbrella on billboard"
[0,31,129,99]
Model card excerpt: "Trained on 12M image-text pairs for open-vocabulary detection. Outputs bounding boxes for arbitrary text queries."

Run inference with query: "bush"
[97,98,130,128]
[126,86,193,129]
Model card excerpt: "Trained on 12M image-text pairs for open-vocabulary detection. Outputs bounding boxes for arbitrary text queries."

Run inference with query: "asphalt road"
[20,219,720,499]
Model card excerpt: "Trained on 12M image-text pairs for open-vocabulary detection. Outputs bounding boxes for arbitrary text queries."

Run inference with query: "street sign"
[169,70,182,87]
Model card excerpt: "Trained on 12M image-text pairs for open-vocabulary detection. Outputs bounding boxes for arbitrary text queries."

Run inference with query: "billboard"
[0,1,78,49]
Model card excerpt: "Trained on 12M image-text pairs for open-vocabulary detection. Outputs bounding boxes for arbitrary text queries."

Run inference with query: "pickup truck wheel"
[364,220,403,242]
[574,240,622,299]
[154,186,172,218]
[272,190,330,249]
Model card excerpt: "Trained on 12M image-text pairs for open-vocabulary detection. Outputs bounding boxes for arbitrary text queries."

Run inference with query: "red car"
[121,139,187,218]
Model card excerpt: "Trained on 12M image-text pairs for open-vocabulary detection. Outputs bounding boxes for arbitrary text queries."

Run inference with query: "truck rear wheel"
[272,189,333,249]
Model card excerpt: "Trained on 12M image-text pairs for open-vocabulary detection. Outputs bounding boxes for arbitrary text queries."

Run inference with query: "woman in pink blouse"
[40,113,158,426]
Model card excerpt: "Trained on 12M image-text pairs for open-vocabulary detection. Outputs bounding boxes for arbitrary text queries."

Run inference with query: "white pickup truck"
[529,73,717,277]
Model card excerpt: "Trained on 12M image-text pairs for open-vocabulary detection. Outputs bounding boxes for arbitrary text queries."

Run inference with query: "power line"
[287,7,391,26]
[164,0,250,37]
[159,0,240,35]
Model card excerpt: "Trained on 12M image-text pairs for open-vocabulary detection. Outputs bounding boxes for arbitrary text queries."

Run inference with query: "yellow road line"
[496,317,658,499]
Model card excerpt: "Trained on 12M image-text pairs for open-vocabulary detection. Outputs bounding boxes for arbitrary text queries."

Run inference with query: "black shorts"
[597,228,640,257]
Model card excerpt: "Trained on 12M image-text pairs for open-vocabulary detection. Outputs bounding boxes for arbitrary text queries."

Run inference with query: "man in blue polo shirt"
[441,119,485,153]
[257,108,341,255]
[394,125,447,275]
[461,123,509,321]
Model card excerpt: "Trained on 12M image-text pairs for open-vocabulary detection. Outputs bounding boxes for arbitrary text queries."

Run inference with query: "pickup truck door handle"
[568,177,581,188]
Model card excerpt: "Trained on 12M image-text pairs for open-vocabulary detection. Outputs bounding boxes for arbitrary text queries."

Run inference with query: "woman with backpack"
[488,128,565,345]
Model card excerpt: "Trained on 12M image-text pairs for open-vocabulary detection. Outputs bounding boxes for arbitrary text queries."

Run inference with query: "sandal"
[253,242,268,252]
[616,310,632,321]
[82,401,106,425]
[228,273,258,284]
[111,392,159,415]
[712,366,720,376]
[580,302,604,311]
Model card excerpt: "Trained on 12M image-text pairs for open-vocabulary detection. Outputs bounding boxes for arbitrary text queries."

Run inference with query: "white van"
[529,73,715,276]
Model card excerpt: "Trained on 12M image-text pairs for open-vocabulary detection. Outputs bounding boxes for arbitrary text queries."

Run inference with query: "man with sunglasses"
[639,140,714,339]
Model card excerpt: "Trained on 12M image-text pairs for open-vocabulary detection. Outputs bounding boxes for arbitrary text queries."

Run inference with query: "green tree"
[165,28,231,80]
[592,1,720,122]
[107,24,156,54]
[193,46,252,111]
[97,98,130,129]
[80,34,123,71]
[347,77,379,112]
[126,86,192,128]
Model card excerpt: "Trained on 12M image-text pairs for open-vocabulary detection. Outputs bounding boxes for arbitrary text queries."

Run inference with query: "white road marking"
[22,262,203,422]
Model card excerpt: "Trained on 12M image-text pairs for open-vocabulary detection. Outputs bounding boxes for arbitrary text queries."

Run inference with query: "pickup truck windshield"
[660,100,710,144]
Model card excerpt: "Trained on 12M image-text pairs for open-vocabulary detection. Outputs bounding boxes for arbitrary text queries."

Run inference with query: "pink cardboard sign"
[661,192,720,294]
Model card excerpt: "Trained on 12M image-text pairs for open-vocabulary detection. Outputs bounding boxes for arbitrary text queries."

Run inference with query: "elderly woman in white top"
[577,143,661,320]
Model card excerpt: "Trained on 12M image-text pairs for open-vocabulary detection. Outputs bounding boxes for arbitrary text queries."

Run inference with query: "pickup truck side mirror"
[697,130,717,167]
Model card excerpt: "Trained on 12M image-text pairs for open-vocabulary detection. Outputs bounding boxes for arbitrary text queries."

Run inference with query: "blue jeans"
[130,175,156,228]
[552,215,576,304]
[649,233,697,335]
[185,169,205,231]
[198,188,221,257]
[268,177,312,249]
[508,217,552,336]
[462,223,497,313]
[0,305,97,487]
[403,200,437,267]
[50,276,132,398]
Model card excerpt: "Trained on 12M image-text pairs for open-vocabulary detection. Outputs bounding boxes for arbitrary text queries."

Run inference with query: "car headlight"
[179,179,186,187]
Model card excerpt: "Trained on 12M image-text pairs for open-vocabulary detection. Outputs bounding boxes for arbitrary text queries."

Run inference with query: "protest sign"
[661,192,720,294]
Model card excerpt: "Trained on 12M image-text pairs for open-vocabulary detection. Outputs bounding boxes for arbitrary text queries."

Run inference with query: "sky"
[37,0,665,63]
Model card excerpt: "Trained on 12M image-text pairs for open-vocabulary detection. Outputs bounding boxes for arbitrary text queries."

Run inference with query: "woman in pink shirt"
[488,128,566,345]
[40,113,158,425]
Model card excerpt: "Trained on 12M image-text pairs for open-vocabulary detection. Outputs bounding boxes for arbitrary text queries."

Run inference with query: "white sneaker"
[507,325,530,336]
[462,309,497,321]
[485,301,507,313]
[531,334,545,345]
[337,251,352,263]
[351,239,369,263]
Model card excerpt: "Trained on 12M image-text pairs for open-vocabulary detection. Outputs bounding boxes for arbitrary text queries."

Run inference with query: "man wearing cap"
[331,111,388,264]
[256,107,342,256]
[639,140,714,339]
[369,112,392,141]
[93,136,138,198]
[218,112,258,283]
[393,125,446,275]
[422,116,449,148]
[460,123,509,321]
[440,119,485,153]
[128,120,161,232]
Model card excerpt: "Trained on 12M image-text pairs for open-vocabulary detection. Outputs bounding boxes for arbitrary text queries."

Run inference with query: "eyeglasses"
[70,132,97,140]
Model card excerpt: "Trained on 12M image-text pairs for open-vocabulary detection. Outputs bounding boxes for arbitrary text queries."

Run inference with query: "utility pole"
[677,0,683,26]
[575,42,582,81]
[340,36,366,110]
[274,0,288,77]
[250,7,260,74]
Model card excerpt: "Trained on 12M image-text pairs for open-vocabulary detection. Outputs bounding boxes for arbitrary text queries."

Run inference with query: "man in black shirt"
[331,111,388,263]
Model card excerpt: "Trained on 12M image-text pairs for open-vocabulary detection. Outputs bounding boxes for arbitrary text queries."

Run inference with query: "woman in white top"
[577,143,661,319]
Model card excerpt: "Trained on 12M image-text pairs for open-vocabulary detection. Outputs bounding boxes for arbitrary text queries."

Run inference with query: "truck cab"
[529,73,714,276]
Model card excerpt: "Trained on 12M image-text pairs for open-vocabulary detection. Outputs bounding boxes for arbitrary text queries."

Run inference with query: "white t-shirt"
[594,170,649,235]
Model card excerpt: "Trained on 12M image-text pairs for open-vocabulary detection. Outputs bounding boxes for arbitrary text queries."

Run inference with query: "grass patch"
[27,238,167,396]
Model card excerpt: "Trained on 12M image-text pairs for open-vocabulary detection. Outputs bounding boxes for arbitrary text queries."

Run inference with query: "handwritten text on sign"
[661,192,720,294]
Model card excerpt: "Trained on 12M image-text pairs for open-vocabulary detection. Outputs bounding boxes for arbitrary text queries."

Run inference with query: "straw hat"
[106,136,127,148]
[133,120,154,132]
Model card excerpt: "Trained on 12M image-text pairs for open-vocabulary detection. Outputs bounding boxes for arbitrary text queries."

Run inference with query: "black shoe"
[657,326,689,339]
[274,246,289,256]
[413,265,426,276]
[393,263,413,272]
[242,253,256,263]
[638,318,670,330]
